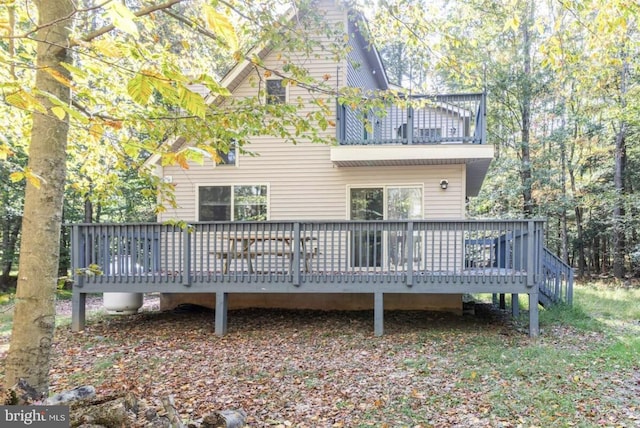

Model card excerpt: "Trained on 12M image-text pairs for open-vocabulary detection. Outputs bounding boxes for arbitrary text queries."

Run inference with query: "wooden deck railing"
[70,219,567,337]
[71,219,542,287]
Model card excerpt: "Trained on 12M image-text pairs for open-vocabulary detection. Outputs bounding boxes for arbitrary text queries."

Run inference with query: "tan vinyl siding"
[160,156,465,222]
[158,0,466,223]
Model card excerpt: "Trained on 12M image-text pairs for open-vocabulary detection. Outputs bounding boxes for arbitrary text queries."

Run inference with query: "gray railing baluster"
[293,222,301,286]
[183,225,191,286]
[406,221,413,287]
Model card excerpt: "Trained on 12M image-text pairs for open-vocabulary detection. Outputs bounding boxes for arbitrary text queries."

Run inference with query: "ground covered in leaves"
[30,295,636,428]
[0,293,638,427]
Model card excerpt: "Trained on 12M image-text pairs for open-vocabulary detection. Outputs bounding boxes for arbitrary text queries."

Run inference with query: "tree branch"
[161,9,225,47]
[77,0,184,44]
[2,0,113,40]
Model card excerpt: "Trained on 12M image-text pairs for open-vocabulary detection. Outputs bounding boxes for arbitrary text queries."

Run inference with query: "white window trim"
[196,183,270,221]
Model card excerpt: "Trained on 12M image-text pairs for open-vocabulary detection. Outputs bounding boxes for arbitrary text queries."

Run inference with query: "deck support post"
[511,294,519,317]
[374,292,384,337]
[528,291,539,337]
[215,292,228,336]
[72,291,86,332]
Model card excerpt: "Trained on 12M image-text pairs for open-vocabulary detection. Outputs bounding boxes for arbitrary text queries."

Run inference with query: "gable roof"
[145,2,390,168]
[347,11,389,90]
[216,2,389,99]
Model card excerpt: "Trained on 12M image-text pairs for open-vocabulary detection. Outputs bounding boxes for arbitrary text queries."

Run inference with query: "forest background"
[0,0,638,395]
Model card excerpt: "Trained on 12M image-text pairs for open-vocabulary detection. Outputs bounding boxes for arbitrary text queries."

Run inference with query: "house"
[70,0,573,337]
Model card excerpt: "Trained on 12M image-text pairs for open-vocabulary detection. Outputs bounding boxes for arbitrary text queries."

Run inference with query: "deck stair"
[539,247,573,306]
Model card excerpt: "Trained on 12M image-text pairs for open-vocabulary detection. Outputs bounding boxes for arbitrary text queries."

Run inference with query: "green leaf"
[149,77,179,105]
[123,142,140,158]
[184,147,206,165]
[106,2,139,37]
[60,62,88,80]
[39,91,88,124]
[127,73,154,105]
[179,86,206,119]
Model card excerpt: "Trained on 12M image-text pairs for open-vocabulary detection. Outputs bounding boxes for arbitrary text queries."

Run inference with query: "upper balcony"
[331,93,493,184]
[337,93,486,146]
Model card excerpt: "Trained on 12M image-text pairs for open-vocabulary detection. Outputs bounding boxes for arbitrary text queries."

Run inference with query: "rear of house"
[153,0,493,314]
[71,1,573,338]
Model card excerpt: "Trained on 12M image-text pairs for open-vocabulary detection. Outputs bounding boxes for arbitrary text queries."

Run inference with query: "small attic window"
[266,79,286,104]
[216,142,237,166]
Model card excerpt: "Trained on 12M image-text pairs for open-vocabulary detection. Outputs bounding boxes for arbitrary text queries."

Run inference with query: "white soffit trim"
[330,144,494,164]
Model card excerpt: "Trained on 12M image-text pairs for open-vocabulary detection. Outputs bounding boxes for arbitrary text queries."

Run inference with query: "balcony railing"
[336,93,486,146]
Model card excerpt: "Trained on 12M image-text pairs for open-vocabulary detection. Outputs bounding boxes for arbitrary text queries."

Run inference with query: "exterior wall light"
[440,179,449,190]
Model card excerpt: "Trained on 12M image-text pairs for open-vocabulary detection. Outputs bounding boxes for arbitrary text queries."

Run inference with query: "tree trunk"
[569,120,586,277]
[1,215,21,291]
[612,127,626,278]
[4,0,74,395]
[519,0,535,218]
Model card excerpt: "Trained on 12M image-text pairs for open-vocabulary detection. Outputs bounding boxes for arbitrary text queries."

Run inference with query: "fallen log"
[161,395,185,428]
[201,409,247,428]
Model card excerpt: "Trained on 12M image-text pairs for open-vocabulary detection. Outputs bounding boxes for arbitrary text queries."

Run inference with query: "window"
[417,128,442,139]
[199,185,267,221]
[266,79,286,104]
[216,144,237,166]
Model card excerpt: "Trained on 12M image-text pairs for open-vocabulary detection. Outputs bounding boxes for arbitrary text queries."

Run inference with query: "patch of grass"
[576,284,640,322]
[540,301,602,331]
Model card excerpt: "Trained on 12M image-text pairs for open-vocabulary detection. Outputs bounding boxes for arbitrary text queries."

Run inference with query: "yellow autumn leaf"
[92,39,123,58]
[89,123,104,141]
[503,16,520,32]
[44,67,72,87]
[5,89,46,113]
[203,5,238,52]
[127,73,154,105]
[178,86,206,119]
[0,20,11,36]
[51,106,66,120]
[25,172,42,189]
[0,145,14,160]
[105,1,139,37]
[9,171,24,183]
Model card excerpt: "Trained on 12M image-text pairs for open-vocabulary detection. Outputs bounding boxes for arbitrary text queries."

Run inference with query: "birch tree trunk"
[4,0,74,395]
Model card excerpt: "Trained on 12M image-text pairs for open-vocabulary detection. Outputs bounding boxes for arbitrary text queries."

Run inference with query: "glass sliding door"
[350,188,383,268]
[387,187,422,269]
[349,186,423,269]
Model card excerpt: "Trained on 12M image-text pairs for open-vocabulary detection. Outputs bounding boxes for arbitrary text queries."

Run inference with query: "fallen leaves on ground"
[5,300,640,427]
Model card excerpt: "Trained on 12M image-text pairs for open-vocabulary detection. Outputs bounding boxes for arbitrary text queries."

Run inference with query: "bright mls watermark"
[0,406,69,427]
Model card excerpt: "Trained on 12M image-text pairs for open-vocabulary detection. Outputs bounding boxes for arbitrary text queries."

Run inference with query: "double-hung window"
[266,79,287,105]
[199,185,267,221]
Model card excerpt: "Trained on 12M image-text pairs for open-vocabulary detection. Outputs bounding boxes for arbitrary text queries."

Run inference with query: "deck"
[70,220,573,337]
